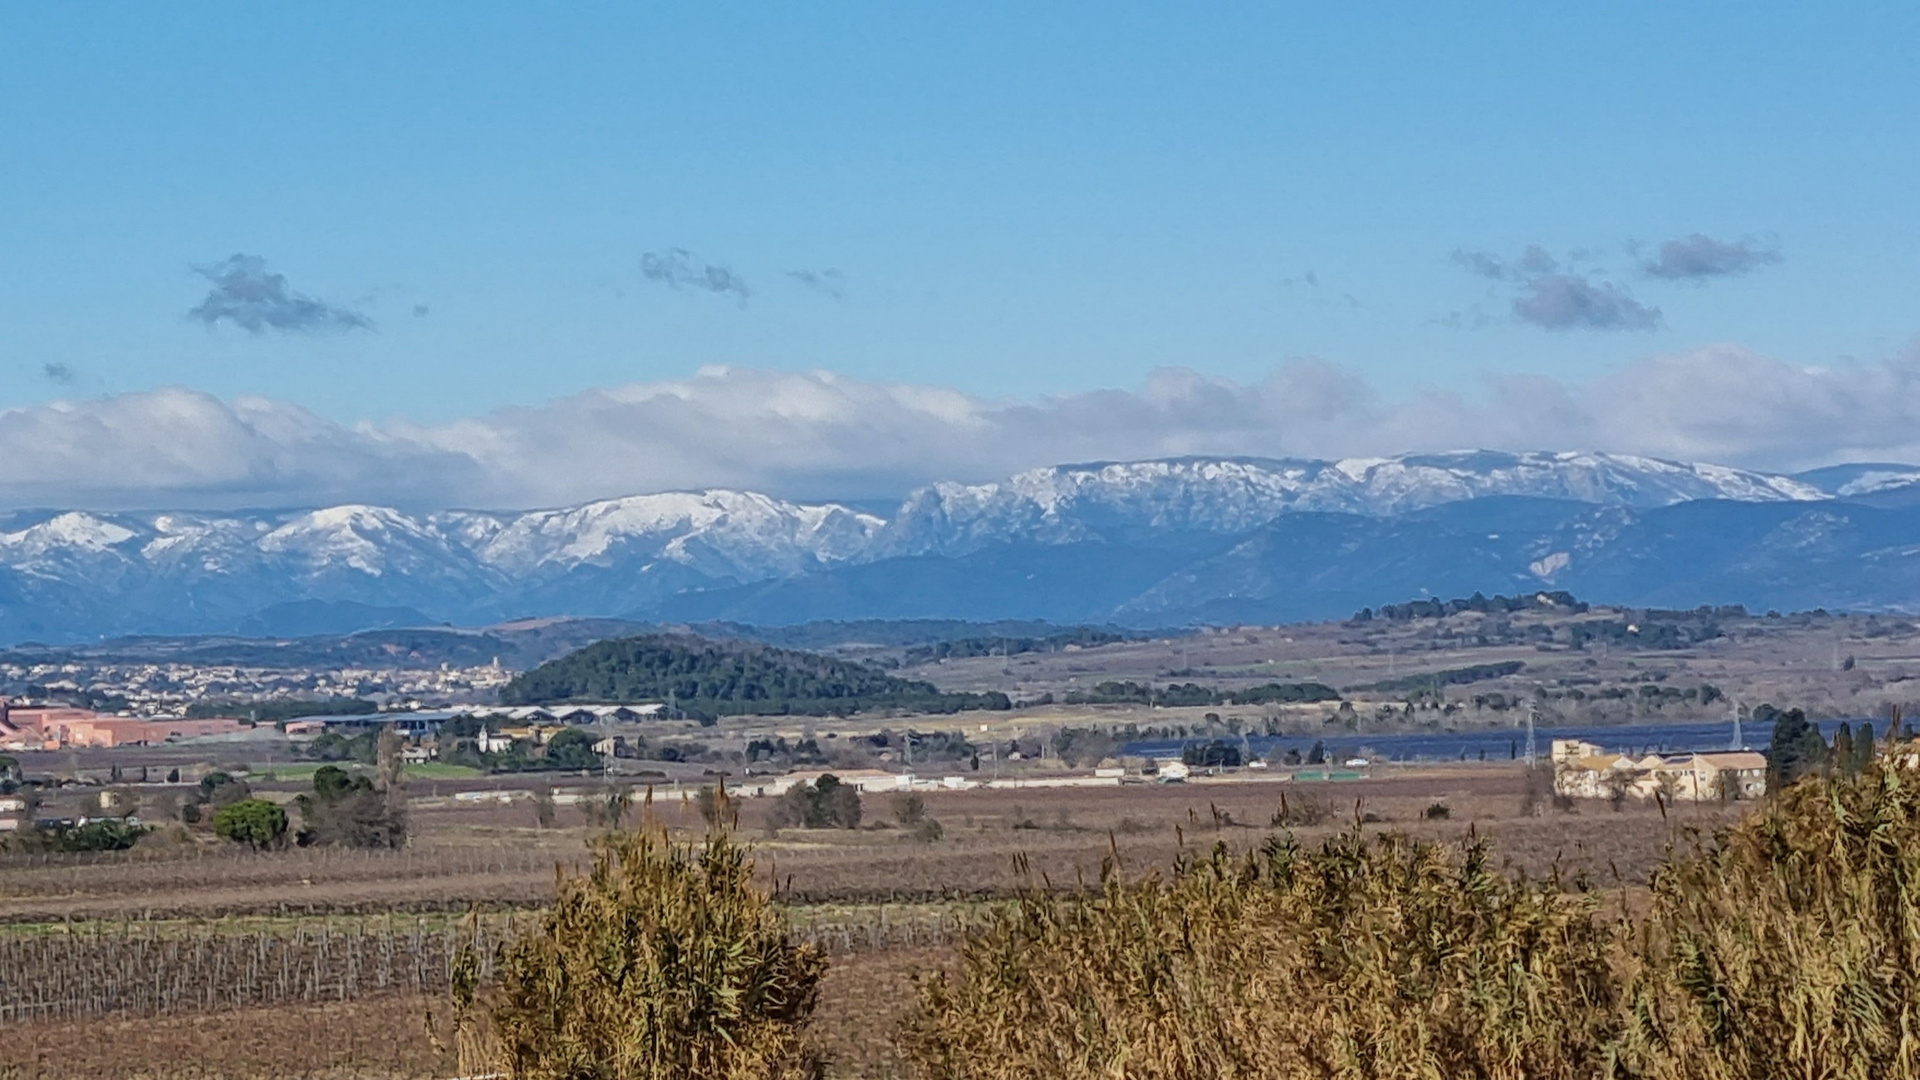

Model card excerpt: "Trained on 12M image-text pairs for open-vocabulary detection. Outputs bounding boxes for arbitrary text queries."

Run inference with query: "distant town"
[0,656,514,717]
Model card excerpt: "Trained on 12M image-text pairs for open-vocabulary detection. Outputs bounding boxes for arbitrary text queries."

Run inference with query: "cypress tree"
[1766,708,1826,794]
[1855,720,1876,774]
[1832,722,1855,778]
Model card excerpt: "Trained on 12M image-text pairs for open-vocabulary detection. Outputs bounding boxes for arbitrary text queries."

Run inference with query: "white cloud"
[0,389,481,510]
[6,346,1920,510]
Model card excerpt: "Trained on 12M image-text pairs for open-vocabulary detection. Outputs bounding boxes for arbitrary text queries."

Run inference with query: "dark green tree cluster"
[296,765,407,847]
[295,729,408,848]
[302,729,382,763]
[500,634,1014,718]
[766,774,863,830]
[543,727,601,771]
[1058,681,1340,707]
[1822,719,1879,781]
[1765,708,1827,793]
[901,628,1133,664]
[1761,707,1881,793]
[187,697,377,722]
[1363,661,1526,693]
[21,818,148,853]
[213,798,289,850]
[1568,618,1725,651]
[180,771,252,824]
[1757,705,1893,794]
[1353,590,1588,622]
[1049,727,1119,767]
[1181,740,1243,768]
[1273,740,1331,767]
[853,728,976,764]
[744,736,830,767]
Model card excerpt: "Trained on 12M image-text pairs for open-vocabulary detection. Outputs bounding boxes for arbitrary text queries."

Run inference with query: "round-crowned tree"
[213,798,289,851]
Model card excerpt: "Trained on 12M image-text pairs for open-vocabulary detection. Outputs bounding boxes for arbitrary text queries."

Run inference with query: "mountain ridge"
[0,450,1911,641]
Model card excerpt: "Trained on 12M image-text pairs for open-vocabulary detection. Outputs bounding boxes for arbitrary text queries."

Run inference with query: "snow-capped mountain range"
[876,452,1824,557]
[0,450,1909,641]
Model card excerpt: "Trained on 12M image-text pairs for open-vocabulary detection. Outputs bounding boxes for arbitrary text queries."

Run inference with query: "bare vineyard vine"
[0,906,973,1024]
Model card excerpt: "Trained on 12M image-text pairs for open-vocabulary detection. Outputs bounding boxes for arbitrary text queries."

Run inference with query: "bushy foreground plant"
[454,815,826,1079]
[1613,758,1920,1079]
[902,832,1618,1080]
[903,752,1920,1080]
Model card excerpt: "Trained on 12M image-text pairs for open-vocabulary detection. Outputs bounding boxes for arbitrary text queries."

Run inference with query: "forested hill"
[498,634,1011,718]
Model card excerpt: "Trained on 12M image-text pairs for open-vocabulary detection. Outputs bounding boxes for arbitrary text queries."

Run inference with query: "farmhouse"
[476,730,516,755]
[1551,739,1767,802]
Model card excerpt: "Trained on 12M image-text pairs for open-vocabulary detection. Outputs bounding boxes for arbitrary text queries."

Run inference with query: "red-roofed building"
[0,701,244,748]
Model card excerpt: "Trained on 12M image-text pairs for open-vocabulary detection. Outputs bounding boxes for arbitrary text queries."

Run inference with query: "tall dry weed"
[903,752,1920,1080]
[458,821,826,1080]
[901,830,1617,1080]
[1615,758,1920,1079]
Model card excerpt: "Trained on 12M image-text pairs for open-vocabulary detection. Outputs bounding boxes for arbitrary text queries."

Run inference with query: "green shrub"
[295,752,407,849]
[32,818,149,853]
[212,798,288,850]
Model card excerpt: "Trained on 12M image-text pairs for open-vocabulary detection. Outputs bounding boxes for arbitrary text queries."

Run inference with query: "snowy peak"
[1,512,138,557]
[257,505,473,579]
[1792,463,1920,500]
[873,458,1339,557]
[467,490,883,578]
[878,451,1828,556]
[1334,451,1825,513]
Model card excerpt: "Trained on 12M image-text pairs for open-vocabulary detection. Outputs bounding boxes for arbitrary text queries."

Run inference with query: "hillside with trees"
[499,634,1011,718]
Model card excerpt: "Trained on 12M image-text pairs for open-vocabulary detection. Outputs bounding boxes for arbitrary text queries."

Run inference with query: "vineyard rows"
[0,844,592,897]
[0,907,975,1023]
[0,918,518,1023]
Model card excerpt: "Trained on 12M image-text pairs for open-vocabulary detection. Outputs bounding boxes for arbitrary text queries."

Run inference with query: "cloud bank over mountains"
[4,345,1919,511]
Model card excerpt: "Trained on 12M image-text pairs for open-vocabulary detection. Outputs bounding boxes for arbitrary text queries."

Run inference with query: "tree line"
[1352,590,1588,622]
[1034,680,1342,707]
[898,628,1134,665]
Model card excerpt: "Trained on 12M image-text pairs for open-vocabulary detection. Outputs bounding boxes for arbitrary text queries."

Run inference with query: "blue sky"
[1,3,1917,507]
